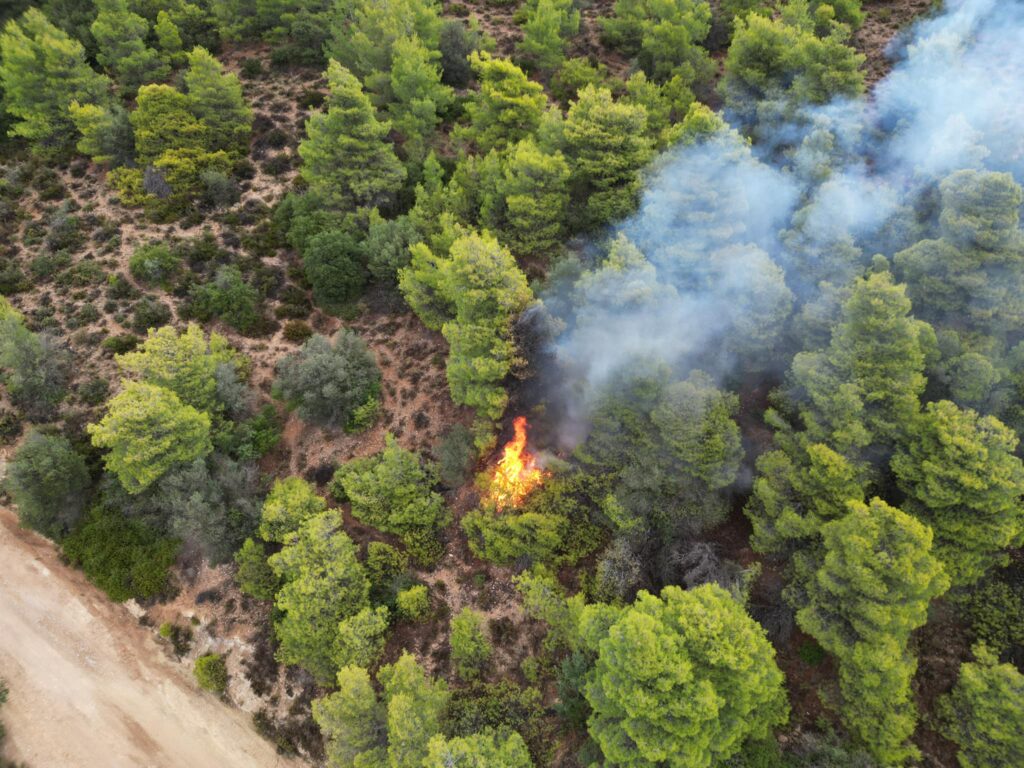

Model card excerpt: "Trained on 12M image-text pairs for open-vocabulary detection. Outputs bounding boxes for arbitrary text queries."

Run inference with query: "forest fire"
[489,416,548,510]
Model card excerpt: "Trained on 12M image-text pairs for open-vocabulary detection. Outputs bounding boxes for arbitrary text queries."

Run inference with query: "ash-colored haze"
[544,0,1024,441]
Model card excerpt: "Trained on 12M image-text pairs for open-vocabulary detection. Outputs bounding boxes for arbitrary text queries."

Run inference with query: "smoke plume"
[541,0,1024,446]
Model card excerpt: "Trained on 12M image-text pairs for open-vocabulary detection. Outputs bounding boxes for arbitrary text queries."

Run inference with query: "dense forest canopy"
[1,0,1024,767]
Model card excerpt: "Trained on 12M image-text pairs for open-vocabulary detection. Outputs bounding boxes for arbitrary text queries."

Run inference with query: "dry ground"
[0,507,303,768]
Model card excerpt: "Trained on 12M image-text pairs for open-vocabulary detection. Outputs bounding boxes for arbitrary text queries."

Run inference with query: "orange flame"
[490,416,547,509]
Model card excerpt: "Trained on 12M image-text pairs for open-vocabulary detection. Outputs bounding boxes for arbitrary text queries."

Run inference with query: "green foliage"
[785,270,932,457]
[797,498,949,649]
[259,476,328,544]
[69,101,134,166]
[267,509,370,683]
[892,400,1024,586]
[189,265,263,334]
[579,584,788,767]
[518,0,580,72]
[331,435,448,564]
[234,537,279,600]
[436,423,477,488]
[366,541,411,607]
[275,331,381,428]
[0,8,111,156]
[193,653,228,693]
[515,567,584,651]
[5,430,90,540]
[500,137,570,260]
[128,243,183,287]
[117,324,240,413]
[88,381,213,494]
[388,35,453,168]
[721,9,865,123]
[797,498,948,764]
[130,84,207,165]
[325,0,443,104]
[963,577,1024,657]
[365,212,421,284]
[462,508,565,566]
[334,605,390,669]
[939,644,1024,768]
[183,46,252,154]
[92,0,168,93]
[450,607,492,680]
[400,230,533,444]
[424,730,533,767]
[458,52,547,153]
[563,85,652,229]
[313,652,449,768]
[313,665,384,768]
[396,584,430,620]
[303,229,368,312]
[579,365,743,536]
[298,60,406,216]
[895,171,1024,345]
[601,0,714,87]
[62,506,179,602]
[0,318,70,421]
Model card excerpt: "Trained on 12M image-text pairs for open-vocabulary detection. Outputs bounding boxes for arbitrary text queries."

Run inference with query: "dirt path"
[0,508,301,768]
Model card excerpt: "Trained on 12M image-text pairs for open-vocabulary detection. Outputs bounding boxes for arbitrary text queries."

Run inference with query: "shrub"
[235,537,279,600]
[302,229,367,313]
[275,331,381,428]
[365,541,410,606]
[964,579,1024,657]
[283,320,312,343]
[4,430,91,540]
[397,584,430,620]
[129,243,183,287]
[330,436,448,565]
[130,297,172,333]
[102,333,140,355]
[450,608,492,680]
[194,653,228,693]
[62,506,180,602]
[189,265,264,334]
[436,423,477,488]
[0,325,71,422]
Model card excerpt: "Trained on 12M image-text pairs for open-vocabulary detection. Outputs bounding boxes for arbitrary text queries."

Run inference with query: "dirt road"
[0,508,299,768]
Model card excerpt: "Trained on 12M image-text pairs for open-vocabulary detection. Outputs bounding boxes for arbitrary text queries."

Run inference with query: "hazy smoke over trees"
[541,0,1024,444]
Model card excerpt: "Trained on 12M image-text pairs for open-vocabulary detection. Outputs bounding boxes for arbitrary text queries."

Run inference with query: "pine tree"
[258,476,328,543]
[892,400,1024,586]
[183,46,252,154]
[388,35,453,168]
[399,230,534,445]
[579,584,788,767]
[423,731,533,768]
[88,381,213,494]
[91,0,169,93]
[500,137,570,260]
[130,84,208,164]
[563,84,652,229]
[458,52,547,153]
[325,0,443,106]
[267,509,370,683]
[154,10,185,67]
[940,644,1024,768]
[797,498,948,765]
[116,324,240,414]
[297,60,406,215]
[5,431,90,540]
[0,8,110,156]
[313,665,386,768]
[518,0,580,72]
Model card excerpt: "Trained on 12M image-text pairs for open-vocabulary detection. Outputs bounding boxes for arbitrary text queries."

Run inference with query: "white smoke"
[543,0,1024,438]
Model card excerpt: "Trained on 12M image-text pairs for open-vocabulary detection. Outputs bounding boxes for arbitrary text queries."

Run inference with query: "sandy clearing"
[0,508,301,768]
